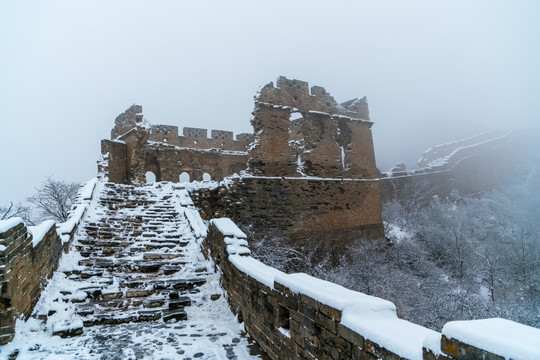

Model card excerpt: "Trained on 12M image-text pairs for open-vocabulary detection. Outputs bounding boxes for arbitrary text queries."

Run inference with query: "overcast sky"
[1,0,539,204]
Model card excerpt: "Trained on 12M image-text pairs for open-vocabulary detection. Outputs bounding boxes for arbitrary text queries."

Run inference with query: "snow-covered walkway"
[0,181,264,360]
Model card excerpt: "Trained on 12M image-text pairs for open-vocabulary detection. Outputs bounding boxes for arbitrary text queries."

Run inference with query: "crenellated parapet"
[100,105,253,185]
[148,124,253,151]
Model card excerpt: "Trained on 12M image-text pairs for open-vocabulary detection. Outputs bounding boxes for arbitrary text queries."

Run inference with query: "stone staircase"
[42,182,212,337]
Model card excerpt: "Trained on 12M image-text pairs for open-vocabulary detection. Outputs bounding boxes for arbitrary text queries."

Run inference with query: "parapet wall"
[149,125,252,152]
[0,179,96,345]
[0,220,62,344]
[199,217,540,360]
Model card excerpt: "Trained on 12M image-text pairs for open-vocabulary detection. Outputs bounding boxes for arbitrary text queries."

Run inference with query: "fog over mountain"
[1,0,539,203]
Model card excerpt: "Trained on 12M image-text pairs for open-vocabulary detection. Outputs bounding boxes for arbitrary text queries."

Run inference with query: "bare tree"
[27,177,80,223]
[0,202,35,225]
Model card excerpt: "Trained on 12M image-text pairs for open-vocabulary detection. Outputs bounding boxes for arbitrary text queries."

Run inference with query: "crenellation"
[183,127,208,138]
[236,133,254,143]
[211,130,233,141]
[149,125,180,144]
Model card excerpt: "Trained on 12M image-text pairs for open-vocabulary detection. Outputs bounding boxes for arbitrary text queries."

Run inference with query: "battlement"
[183,127,208,138]
[211,130,233,141]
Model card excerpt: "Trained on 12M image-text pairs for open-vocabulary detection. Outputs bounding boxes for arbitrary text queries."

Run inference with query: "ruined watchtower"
[190,77,385,244]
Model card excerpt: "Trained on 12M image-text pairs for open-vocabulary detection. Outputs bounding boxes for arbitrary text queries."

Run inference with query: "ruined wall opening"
[202,173,212,182]
[278,305,291,331]
[179,172,191,183]
[145,171,157,184]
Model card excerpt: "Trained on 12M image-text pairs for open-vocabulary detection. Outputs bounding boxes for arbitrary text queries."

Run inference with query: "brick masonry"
[100,77,386,245]
[190,176,385,246]
[0,222,62,344]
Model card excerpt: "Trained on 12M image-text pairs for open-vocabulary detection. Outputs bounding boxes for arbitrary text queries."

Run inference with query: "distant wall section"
[380,130,525,203]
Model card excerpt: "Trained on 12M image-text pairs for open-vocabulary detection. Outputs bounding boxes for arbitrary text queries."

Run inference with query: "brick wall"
[0,221,62,344]
[190,176,385,246]
[199,217,540,360]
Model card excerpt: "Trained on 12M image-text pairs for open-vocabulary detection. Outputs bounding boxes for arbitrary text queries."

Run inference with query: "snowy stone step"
[142,253,184,261]
[82,309,163,327]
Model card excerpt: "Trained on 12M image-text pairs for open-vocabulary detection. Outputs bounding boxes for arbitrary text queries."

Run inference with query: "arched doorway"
[145,171,157,184]
[202,172,211,182]
[179,172,190,183]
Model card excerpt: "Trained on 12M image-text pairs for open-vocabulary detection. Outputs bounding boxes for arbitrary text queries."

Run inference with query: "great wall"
[1,77,538,359]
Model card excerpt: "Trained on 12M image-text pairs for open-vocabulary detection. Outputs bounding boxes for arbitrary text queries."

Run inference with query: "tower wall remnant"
[247,76,378,179]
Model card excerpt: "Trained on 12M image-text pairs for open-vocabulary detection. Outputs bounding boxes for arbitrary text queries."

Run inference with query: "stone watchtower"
[189,77,385,245]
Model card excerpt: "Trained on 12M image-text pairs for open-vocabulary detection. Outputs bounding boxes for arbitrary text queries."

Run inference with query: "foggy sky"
[1,0,539,205]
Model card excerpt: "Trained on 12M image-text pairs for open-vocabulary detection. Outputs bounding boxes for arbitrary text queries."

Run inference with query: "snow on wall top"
[28,220,56,247]
[0,217,24,234]
[275,272,437,360]
[442,318,540,360]
[78,178,98,201]
[417,130,510,169]
[209,218,247,239]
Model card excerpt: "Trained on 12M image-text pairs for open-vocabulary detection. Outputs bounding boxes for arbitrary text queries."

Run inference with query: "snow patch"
[0,217,24,234]
[210,218,247,239]
[442,318,540,360]
[78,178,98,201]
[229,255,284,289]
[28,220,56,247]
